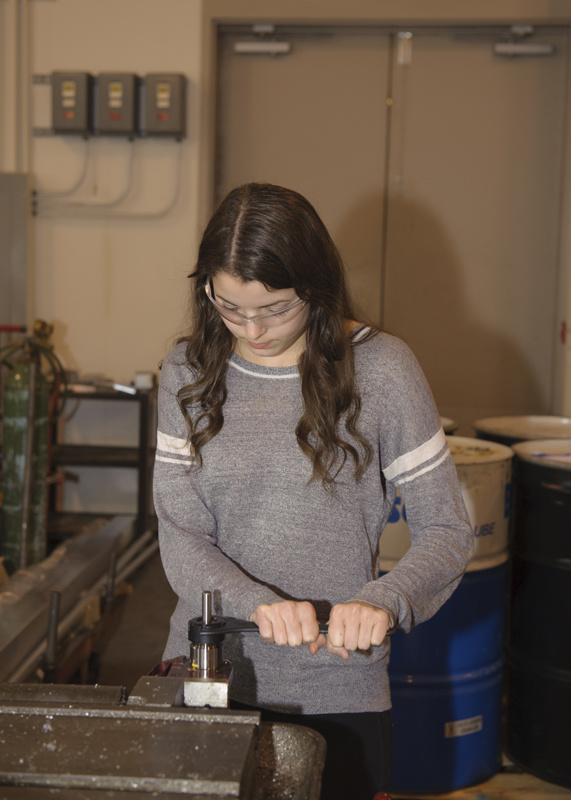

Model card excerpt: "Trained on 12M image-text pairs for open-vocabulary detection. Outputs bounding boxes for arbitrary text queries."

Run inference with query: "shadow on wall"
[332,188,385,327]
[336,192,544,434]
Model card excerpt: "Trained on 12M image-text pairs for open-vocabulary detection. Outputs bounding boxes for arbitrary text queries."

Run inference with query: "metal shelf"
[52,444,145,468]
[49,387,156,539]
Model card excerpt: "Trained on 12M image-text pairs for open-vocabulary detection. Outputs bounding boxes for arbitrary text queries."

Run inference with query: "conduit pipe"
[35,142,184,220]
[15,0,31,173]
[36,142,137,210]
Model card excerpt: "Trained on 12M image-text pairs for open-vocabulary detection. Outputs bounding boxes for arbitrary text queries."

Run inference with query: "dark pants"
[231,701,393,800]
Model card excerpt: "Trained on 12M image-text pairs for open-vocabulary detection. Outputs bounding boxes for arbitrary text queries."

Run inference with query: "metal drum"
[473,415,571,447]
[441,416,458,434]
[381,436,513,794]
[505,439,571,789]
[387,562,507,795]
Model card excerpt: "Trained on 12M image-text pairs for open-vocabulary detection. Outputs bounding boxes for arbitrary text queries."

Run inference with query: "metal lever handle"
[188,614,329,643]
[240,619,330,636]
[188,591,329,644]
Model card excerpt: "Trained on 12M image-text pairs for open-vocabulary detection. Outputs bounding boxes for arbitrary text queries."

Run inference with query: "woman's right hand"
[251,600,321,647]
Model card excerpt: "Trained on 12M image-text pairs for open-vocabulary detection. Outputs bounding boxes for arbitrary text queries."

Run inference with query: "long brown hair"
[178,183,375,486]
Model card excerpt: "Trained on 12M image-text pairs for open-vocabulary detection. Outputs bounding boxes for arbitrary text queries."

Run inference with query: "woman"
[154,183,473,799]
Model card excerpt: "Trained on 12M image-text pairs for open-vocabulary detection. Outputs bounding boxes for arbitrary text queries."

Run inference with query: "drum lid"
[446,435,513,465]
[512,438,571,471]
[474,415,571,441]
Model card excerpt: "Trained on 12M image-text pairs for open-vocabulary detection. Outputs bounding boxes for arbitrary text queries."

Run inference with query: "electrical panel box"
[144,74,186,138]
[96,73,140,137]
[51,72,94,136]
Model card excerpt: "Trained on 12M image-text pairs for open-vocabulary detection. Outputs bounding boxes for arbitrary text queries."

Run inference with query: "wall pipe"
[35,143,184,220]
[15,0,31,173]
[36,142,137,210]
[34,140,91,199]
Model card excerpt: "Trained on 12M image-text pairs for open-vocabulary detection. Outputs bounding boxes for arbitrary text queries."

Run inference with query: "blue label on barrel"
[388,494,407,523]
[474,522,495,537]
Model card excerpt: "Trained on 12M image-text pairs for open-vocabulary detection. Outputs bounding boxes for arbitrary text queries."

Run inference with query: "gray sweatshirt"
[154,328,473,714]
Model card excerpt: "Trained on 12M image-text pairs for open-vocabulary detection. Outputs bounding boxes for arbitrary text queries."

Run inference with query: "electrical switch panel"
[96,73,140,137]
[144,74,186,139]
[51,72,94,136]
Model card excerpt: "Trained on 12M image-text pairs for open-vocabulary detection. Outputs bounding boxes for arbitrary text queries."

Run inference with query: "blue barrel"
[388,560,508,676]
[386,560,508,794]
[379,436,513,794]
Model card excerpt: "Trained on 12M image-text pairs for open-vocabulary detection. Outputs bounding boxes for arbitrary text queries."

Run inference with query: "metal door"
[216,27,391,323]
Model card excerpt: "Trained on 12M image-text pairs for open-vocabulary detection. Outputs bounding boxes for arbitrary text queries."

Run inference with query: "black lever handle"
[188,591,330,645]
[188,614,329,643]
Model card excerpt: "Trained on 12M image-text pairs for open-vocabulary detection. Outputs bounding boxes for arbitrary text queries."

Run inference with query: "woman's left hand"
[308,601,391,660]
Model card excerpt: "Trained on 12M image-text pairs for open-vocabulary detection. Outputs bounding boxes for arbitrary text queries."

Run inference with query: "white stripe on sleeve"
[156,430,193,461]
[383,428,446,483]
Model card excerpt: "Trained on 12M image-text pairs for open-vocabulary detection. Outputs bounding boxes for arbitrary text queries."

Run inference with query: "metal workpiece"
[187,590,227,675]
[148,653,234,708]
[190,639,224,673]
[144,590,259,707]
[202,589,213,625]
[183,666,233,709]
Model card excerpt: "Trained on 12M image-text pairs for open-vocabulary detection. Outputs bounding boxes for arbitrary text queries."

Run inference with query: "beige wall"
[1,0,203,384]
[1,0,571,412]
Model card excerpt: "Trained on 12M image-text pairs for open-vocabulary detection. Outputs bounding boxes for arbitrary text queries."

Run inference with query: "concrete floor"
[391,766,571,800]
[97,548,571,800]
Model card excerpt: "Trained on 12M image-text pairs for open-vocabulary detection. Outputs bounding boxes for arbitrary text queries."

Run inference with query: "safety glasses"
[204,282,305,328]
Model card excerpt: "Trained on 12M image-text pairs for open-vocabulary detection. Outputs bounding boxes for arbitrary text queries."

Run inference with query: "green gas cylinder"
[0,357,50,572]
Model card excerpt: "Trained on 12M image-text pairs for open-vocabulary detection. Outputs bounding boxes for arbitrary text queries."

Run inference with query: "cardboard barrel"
[379,436,513,573]
[381,436,512,794]
[505,439,571,790]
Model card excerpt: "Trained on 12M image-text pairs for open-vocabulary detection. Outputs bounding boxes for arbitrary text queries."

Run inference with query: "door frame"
[198,0,571,416]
